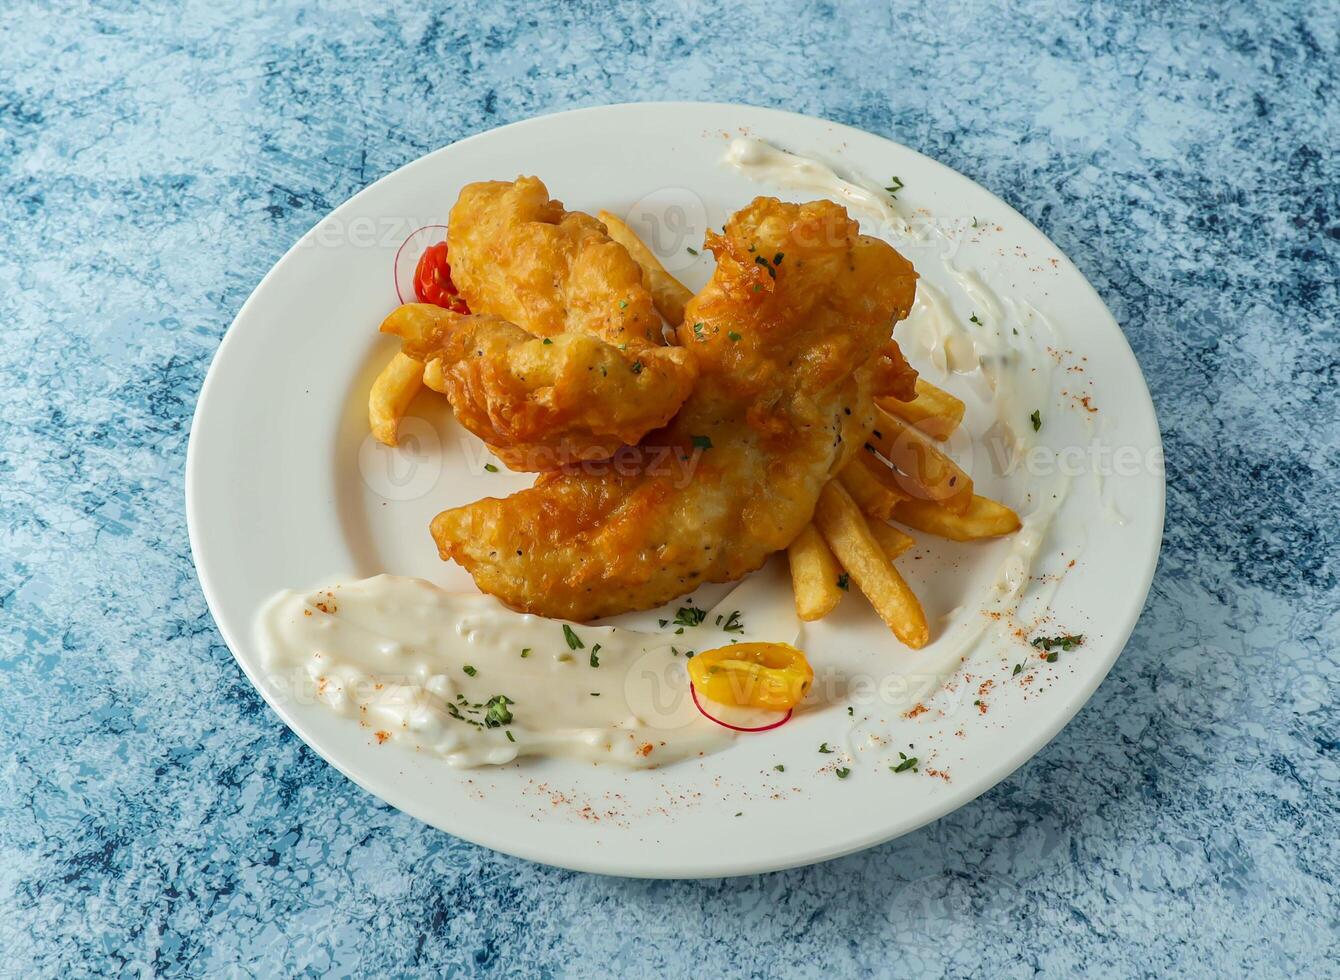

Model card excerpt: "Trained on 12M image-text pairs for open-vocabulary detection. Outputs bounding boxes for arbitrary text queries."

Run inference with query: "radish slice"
[393,224,449,304]
[691,685,792,733]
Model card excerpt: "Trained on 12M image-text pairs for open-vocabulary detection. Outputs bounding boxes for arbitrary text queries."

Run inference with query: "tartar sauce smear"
[257,575,789,768]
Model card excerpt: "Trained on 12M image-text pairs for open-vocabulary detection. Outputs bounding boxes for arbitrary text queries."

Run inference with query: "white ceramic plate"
[187,103,1163,878]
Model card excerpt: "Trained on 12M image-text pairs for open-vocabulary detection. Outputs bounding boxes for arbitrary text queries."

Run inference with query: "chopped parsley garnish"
[818,742,834,754]
[847,706,854,716]
[589,643,601,668]
[563,624,584,650]
[1045,651,1059,663]
[885,176,905,198]
[674,606,708,628]
[752,283,762,292]
[630,360,643,374]
[462,665,477,677]
[658,619,668,628]
[971,216,979,228]
[727,331,741,342]
[719,610,744,633]
[1030,409,1042,432]
[542,337,553,345]
[483,694,513,727]
[589,692,601,696]
[520,648,531,658]
[484,463,498,473]
[691,434,713,450]
[969,313,982,325]
[1012,663,1022,676]
[774,764,785,773]
[618,300,628,309]
[686,246,698,255]
[835,768,851,779]
[505,730,516,742]
[892,753,918,773]
[836,573,850,591]
[1032,634,1084,652]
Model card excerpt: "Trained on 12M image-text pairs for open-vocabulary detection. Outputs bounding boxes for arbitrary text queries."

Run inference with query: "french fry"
[813,482,929,649]
[598,210,693,326]
[892,494,1021,541]
[867,519,915,560]
[836,461,900,520]
[368,351,424,447]
[786,523,844,621]
[877,377,965,440]
[868,407,973,514]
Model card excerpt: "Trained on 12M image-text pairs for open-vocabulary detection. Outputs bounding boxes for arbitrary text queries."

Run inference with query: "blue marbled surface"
[2,0,1336,974]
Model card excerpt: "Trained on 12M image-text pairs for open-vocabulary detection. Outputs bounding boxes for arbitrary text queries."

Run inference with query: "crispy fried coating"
[397,176,697,466]
[381,304,697,470]
[447,176,667,350]
[429,197,918,620]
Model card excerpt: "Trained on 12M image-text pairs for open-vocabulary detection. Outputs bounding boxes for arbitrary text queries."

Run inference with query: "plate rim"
[186,100,1166,878]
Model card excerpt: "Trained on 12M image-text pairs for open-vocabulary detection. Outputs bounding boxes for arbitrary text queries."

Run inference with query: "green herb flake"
[1030,409,1042,432]
[885,175,905,198]
[520,648,531,658]
[686,246,699,255]
[619,300,628,309]
[970,313,982,325]
[847,706,854,716]
[728,331,741,342]
[563,624,584,650]
[484,463,498,473]
[589,692,601,697]
[720,610,744,633]
[673,606,708,628]
[589,643,602,668]
[542,337,553,345]
[836,768,851,779]
[630,360,643,374]
[691,434,713,450]
[483,694,513,727]
[1031,634,1085,652]
[505,730,516,742]
[1012,663,1022,676]
[892,754,919,773]
[818,742,834,754]
[462,665,477,677]
[774,764,785,773]
[836,572,850,591]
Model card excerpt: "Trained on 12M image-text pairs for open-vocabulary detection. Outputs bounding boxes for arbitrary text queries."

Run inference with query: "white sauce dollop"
[257,572,798,768]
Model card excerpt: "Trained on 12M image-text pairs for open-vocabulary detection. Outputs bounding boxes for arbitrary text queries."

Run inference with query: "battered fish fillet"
[381,304,697,471]
[429,197,918,620]
[395,176,696,468]
[448,176,666,346]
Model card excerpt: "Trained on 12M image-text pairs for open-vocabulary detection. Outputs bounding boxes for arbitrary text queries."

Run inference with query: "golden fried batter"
[429,197,918,620]
[448,176,668,349]
[391,176,697,467]
[381,304,696,470]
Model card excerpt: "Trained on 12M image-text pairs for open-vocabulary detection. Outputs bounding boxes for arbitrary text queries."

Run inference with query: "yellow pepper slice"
[687,642,813,711]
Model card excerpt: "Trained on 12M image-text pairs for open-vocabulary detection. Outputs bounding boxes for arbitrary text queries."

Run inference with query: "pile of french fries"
[369,211,1021,648]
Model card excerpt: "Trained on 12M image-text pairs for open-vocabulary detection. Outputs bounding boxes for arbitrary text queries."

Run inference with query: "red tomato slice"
[413,241,469,313]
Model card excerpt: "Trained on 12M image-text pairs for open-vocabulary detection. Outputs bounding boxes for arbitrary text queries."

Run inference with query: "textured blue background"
[2,0,1336,975]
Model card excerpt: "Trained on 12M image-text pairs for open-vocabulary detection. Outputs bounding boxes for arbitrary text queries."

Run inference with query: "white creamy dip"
[257,572,797,768]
